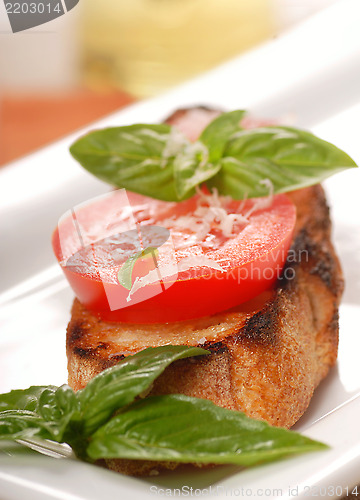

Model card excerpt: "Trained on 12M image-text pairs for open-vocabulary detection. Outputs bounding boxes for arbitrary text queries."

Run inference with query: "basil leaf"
[0,386,56,412]
[207,126,357,198]
[37,385,81,442]
[70,124,180,202]
[78,346,209,436]
[199,109,246,161]
[0,345,329,468]
[70,115,357,202]
[173,142,221,199]
[0,409,79,459]
[117,247,158,291]
[0,385,80,445]
[0,410,52,441]
[88,394,327,465]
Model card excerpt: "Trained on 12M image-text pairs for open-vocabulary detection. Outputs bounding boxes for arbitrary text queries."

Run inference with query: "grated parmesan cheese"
[126,181,275,300]
[161,128,209,169]
[161,127,189,167]
[161,188,249,243]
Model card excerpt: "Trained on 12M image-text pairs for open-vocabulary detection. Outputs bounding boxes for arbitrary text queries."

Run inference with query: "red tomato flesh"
[52,190,296,323]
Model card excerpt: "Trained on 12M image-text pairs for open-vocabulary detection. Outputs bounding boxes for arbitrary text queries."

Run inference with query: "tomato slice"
[52,190,296,323]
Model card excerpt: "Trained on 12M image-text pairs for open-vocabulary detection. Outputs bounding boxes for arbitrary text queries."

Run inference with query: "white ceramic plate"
[1,2,360,498]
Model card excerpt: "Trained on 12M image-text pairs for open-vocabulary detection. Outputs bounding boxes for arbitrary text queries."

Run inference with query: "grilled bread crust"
[66,110,343,476]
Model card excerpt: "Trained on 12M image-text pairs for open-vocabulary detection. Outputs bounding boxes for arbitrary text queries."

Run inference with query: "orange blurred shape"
[0,90,135,166]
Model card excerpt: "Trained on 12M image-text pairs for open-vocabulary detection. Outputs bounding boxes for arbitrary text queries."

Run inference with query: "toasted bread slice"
[66,108,344,475]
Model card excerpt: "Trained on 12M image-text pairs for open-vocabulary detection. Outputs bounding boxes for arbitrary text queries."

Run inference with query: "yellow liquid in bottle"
[81,0,274,97]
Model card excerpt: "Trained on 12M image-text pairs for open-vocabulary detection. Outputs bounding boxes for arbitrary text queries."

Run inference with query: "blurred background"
[0,0,341,166]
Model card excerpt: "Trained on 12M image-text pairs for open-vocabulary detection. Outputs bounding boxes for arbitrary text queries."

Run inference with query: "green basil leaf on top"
[70,124,180,202]
[207,126,357,199]
[69,124,218,202]
[199,109,246,162]
[173,141,221,200]
[88,394,327,465]
[77,345,209,437]
[173,110,246,199]
[70,112,357,202]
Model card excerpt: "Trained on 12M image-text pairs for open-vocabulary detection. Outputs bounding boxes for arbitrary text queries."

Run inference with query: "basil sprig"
[0,345,327,468]
[70,110,357,201]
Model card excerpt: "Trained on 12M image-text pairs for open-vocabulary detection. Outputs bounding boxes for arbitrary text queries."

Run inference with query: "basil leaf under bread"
[0,385,80,444]
[0,345,328,468]
[69,111,357,201]
[88,394,327,465]
[77,345,208,436]
[0,386,55,412]
[0,410,52,441]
